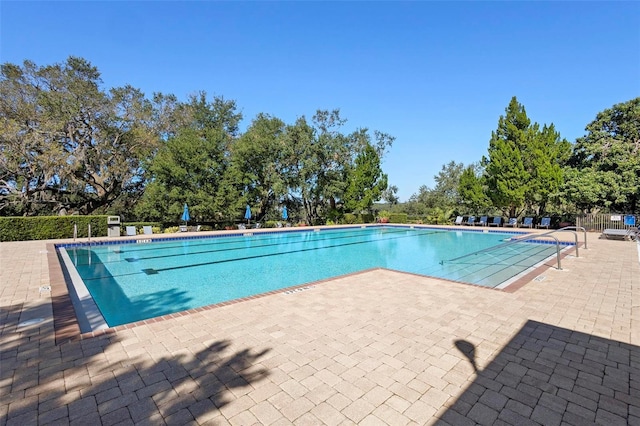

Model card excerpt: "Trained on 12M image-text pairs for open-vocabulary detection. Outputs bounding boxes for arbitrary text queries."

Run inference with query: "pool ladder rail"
[441,226,587,270]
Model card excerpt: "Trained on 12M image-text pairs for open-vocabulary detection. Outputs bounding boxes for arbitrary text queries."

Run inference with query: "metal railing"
[441,226,587,271]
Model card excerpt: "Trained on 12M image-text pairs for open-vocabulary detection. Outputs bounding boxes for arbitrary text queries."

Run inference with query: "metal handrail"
[500,226,585,257]
[441,227,586,270]
[556,226,587,250]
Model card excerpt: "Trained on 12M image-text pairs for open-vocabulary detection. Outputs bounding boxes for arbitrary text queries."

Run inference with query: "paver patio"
[1,227,639,425]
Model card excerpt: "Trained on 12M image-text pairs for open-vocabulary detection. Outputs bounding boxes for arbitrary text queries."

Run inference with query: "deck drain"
[39,285,51,292]
[534,275,546,282]
[18,318,45,327]
[283,286,315,295]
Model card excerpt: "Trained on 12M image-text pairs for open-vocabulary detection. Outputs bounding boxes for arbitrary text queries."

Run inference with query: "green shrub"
[388,213,408,223]
[326,208,343,224]
[0,215,109,242]
[343,213,357,224]
[358,213,375,223]
[378,210,392,220]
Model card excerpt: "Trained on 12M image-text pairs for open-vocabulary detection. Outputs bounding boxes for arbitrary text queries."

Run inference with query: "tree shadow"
[437,320,639,425]
[1,300,272,425]
[454,339,478,373]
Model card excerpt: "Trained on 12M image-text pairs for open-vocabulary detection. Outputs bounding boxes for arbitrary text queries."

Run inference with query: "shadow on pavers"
[439,320,639,425]
[1,302,271,425]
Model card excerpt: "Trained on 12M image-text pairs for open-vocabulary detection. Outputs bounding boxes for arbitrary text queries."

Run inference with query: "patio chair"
[238,224,246,230]
[126,226,137,236]
[489,217,502,227]
[453,216,464,225]
[504,218,518,227]
[522,217,534,228]
[537,217,551,229]
[464,216,476,226]
[477,216,488,226]
[143,226,153,235]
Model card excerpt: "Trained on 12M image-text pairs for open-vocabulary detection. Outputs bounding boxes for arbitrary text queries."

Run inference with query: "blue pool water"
[60,226,565,327]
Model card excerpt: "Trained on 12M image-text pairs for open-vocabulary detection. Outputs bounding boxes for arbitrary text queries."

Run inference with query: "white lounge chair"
[602,228,637,241]
[537,217,551,229]
[126,226,137,236]
[504,218,518,227]
[143,226,153,235]
[521,217,534,228]
[453,216,464,225]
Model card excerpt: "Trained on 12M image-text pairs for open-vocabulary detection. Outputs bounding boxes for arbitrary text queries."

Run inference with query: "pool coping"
[48,225,579,344]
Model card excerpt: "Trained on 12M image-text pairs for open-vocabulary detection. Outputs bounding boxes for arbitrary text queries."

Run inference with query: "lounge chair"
[453,216,464,226]
[143,226,153,235]
[464,216,476,226]
[238,224,246,230]
[504,218,518,227]
[126,226,137,236]
[602,227,638,241]
[537,217,551,229]
[522,217,534,228]
[476,216,488,226]
[489,217,502,227]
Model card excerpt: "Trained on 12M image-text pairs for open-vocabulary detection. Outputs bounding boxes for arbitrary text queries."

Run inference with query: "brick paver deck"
[1,227,638,425]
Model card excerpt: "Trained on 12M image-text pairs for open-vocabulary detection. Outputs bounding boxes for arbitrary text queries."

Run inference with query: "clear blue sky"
[2,2,639,201]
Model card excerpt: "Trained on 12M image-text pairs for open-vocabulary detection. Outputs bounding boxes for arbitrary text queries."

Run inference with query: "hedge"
[388,213,408,223]
[0,215,110,242]
[358,213,375,223]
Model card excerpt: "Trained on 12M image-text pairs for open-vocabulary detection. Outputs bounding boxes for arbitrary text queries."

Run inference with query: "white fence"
[576,214,637,231]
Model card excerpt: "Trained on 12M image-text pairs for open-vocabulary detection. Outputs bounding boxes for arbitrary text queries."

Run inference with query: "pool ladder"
[441,226,587,270]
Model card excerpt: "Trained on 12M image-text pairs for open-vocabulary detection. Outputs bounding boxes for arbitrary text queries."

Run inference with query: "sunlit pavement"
[1,227,638,425]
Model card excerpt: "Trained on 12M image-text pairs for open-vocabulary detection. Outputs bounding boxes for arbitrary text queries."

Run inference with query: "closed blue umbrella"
[181,203,190,225]
[244,205,251,224]
[282,206,288,221]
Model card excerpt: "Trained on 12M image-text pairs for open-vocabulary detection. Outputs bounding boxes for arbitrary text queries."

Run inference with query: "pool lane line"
[96,227,390,254]
[131,229,450,275]
[77,228,450,281]
[123,227,419,263]
[75,227,434,266]
[408,242,558,283]
[72,228,412,266]
[67,227,406,265]
[437,243,562,286]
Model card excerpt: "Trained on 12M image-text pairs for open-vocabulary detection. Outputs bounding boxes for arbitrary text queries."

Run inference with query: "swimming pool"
[58,226,569,329]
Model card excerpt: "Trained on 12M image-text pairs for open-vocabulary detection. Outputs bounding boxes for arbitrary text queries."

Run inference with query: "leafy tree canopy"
[1,57,396,226]
[0,57,158,216]
[562,97,640,213]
